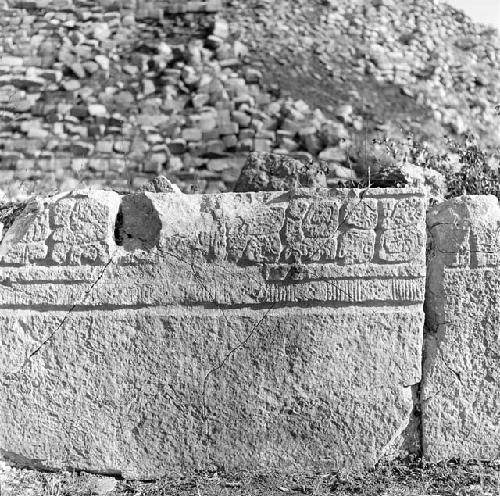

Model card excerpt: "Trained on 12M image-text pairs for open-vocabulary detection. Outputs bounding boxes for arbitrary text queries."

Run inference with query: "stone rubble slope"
[231,0,500,149]
[0,0,497,201]
[0,0,370,201]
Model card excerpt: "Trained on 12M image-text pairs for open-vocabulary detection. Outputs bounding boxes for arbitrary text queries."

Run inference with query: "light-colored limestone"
[0,190,120,266]
[1,307,423,479]
[423,195,500,462]
[400,164,447,204]
[0,188,427,478]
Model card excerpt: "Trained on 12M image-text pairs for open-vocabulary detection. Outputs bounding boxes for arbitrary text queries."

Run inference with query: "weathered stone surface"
[400,164,447,204]
[137,175,182,194]
[234,152,327,192]
[0,188,427,478]
[0,191,120,266]
[423,195,500,462]
[1,307,423,479]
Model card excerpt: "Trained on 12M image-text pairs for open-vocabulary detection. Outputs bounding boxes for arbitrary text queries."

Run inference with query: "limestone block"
[423,195,500,462]
[0,188,427,478]
[234,152,327,192]
[399,164,447,204]
[0,199,50,264]
[1,308,423,479]
[0,191,121,266]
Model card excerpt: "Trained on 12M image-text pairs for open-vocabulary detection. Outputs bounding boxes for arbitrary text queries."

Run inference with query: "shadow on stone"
[115,193,162,251]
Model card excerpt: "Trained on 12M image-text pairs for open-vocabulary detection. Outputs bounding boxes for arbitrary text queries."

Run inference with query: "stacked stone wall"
[0,0,370,201]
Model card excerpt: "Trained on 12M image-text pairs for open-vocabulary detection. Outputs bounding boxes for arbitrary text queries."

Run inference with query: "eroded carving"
[338,229,376,265]
[249,206,285,235]
[297,236,338,262]
[226,217,249,262]
[379,227,424,263]
[302,201,339,238]
[0,201,50,264]
[206,218,227,262]
[51,197,115,265]
[243,233,282,264]
[187,194,426,271]
[258,277,425,304]
[472,224,500,267]
[430,225,471,268]
[281,199,340,264]
[341,199,378,230]
[381,197,424,229]
[287,199,310,220]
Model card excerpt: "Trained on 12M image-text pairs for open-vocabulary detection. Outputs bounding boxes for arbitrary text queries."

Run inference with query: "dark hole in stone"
[115,193,162,251]
[114,208,124,246]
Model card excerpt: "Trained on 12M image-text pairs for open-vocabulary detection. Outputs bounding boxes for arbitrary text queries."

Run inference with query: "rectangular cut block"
[0,191,120,266]
[1,308,423,479]
[423,196,500,462]
[0,188,427,478]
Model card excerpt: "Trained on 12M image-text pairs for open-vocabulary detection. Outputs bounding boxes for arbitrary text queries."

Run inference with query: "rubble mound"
[137,175,182,193]
[232,0,500,150]
[234,152,327,192]
[0,0,497,199]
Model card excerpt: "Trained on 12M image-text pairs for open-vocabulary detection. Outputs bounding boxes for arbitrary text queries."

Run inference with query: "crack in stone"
[201,302,278,435]
[2,250,118,381]
[161,191,374,438]
[443,361,463,385]
[1,187,428,475]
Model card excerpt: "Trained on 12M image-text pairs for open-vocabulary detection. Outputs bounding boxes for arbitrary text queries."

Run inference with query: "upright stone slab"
[0,188,427,479]
[423,195,500,462]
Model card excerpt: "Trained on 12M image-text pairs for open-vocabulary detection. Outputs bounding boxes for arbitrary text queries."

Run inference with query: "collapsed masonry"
[0,0,366,201]
[0,186,498,478]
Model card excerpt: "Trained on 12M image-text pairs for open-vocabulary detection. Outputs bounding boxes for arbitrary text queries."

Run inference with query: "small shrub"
[350,132,500,198]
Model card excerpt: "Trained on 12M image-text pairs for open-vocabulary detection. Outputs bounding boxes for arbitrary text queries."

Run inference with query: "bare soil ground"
[2,458,500,496]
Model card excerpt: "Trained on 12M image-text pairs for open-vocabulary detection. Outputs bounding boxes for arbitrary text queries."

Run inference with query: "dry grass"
[1,457,500,496]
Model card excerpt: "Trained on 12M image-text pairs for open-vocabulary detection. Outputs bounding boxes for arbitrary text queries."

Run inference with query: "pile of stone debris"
[230,0,500,147]
[0,0,498,201]
[0,0,368,200]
